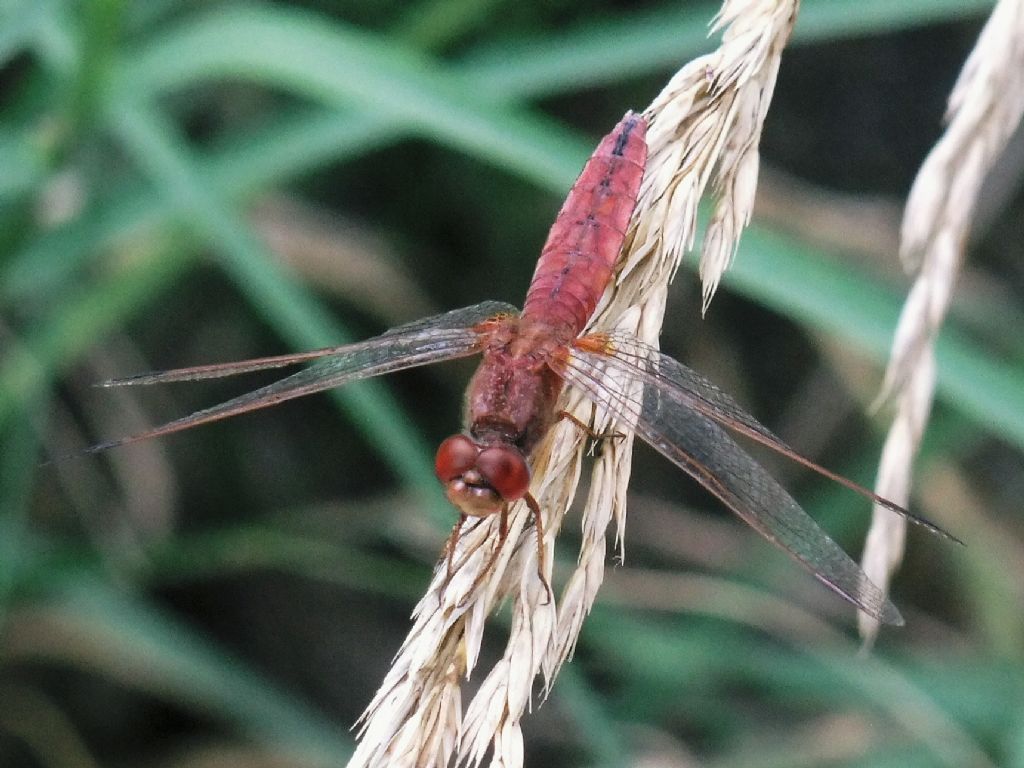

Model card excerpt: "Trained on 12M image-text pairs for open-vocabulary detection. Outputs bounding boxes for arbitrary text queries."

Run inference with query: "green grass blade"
[795,0,995,43]
[0,0,52,67]
[394,0,507,50]
[0,127,48,201]
[115,4,584,190]
[458,3,721,100]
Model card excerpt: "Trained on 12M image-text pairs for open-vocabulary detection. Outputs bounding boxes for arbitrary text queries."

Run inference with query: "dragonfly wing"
[104,301,517,386]
[88,301,517,453]
[557,340,904,625]
[569,333,953,539]
[575,333,788,445]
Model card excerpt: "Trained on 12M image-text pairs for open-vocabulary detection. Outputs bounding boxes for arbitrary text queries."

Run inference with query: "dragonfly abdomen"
[521,112,647,338]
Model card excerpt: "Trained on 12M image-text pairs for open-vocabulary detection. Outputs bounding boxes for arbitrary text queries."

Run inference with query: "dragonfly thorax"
[434,434,530,517]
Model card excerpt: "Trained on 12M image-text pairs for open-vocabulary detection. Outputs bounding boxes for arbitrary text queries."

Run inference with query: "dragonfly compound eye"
[434,434,480,482]
[476,446,530,501]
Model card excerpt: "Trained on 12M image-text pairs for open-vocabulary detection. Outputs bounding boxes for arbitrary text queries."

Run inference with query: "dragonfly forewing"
[87,301,516,454]
[102,301,518,387]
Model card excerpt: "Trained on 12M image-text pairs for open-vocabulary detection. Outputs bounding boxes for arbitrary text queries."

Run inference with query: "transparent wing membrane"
[558,336,910,624]
[574,334,956,540]
[102,301,517,387]
[87,302,516,454]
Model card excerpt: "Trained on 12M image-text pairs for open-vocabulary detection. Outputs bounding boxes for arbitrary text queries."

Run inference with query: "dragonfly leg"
[524,492,553,604]
[451,509,508,604]
[556,409,625,455]
[442,513,467,594]
[446,501,552,606]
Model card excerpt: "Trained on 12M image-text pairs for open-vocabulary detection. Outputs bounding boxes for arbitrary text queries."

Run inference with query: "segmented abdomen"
[521,111,647,339]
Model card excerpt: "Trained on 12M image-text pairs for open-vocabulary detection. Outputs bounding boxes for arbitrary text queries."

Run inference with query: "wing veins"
[557,346,904,624]
[575,334,957,542]
[83,302,517,456]
[101,301,517,387]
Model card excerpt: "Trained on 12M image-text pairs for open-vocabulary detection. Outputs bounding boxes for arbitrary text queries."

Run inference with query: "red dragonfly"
[88,112,945,625]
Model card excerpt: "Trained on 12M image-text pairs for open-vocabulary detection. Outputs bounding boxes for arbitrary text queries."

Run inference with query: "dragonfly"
[87,111,948,625]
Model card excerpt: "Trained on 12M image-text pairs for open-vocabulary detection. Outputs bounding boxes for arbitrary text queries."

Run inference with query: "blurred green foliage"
[1,1,1021,766]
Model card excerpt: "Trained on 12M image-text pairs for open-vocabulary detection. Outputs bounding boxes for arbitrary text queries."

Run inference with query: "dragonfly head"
[434,434,530,516]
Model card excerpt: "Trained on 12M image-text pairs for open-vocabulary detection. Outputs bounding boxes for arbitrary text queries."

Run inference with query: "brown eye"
[434,435,479,482]
[476,446,530,501]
